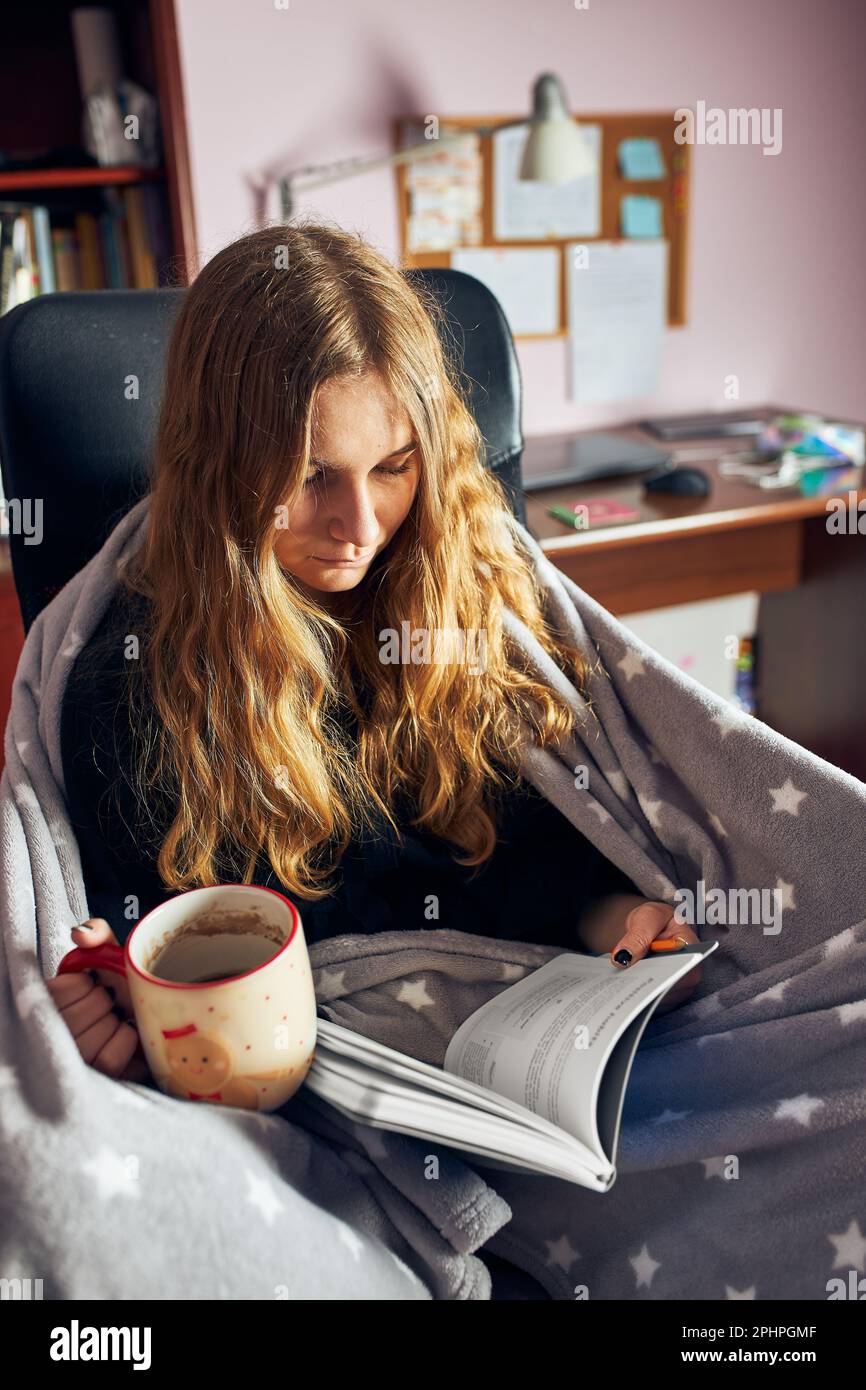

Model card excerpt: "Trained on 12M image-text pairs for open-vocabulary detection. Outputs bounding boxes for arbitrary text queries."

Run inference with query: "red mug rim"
[124,885,301,991]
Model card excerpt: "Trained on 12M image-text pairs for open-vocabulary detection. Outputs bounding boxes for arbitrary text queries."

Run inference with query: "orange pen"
[648,936,690,952]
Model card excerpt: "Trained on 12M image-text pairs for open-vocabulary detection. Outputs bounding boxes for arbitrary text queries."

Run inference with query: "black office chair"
[0,270,526,634]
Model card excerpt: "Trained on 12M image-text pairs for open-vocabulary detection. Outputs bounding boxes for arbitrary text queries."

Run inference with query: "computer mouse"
[643,466,711,497]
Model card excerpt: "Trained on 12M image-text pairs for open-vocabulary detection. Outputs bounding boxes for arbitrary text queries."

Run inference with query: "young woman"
[46,221,698,1083]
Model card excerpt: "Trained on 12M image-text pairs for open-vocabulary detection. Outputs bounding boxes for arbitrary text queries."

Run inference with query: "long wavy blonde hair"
[118,220,591,900]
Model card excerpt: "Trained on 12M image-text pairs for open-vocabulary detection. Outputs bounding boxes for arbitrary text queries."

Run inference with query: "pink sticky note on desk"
[572,499,641,526]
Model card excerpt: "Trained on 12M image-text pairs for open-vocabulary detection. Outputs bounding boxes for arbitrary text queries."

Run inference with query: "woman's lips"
[310,555,370,568]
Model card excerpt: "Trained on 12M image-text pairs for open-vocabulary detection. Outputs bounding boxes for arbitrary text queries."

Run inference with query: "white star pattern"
[828,1219,866,1272]
[61,630,85,661]
[712,706,747,738]
[388,1249,416,1279]
[244,1169,285,1226]
[13,783,41,816]
[775,878,796,912]
[13,980,46,1022]
[707,812,727,839]
[640,798,665,830]
[769,779,808,816]
[81,1145,140,1200]
[656,873,677,900]
[629,825,652,849]
[545,1233,581,1272]
[314,968,347,999]
[701,1156,733,1180]
[0,1065,27,1141]
[837,1000,866,1026]
[725,1285,756,1299]
[752,981,789,1007]
[500,963,526,980]
[617,649,646,682]
[608,770,629,799]
[774,1093,824,1127]
[335,1219,365,1262]
[396,978,435,1011]
[696,1031,734,1046]
[689,994,724,1021]
[651,1108,691,1124]
[825,927,859,958]
[630,1243,661,1289]
[587,802,611,823]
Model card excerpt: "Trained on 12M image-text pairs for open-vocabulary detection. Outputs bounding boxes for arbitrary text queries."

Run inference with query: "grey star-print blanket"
[2,494,865,1301]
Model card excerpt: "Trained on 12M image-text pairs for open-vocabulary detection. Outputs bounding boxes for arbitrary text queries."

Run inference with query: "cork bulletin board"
[394,111,690,337]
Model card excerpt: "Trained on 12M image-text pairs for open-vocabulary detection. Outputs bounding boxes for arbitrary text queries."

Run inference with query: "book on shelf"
[303,939,717,1191]
[0,185,169,311]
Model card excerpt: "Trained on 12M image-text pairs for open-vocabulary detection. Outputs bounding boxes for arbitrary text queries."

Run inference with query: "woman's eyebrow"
[308,440,417,469]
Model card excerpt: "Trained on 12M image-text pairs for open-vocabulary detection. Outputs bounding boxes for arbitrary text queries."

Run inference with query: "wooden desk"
[522,418,866,781]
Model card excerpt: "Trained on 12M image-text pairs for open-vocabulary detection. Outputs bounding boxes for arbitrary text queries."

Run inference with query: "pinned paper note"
[401,123,483,252]
[493,122,602,240]
[452,247,560,335]
[621,194,663,238]
[566,240,668,403]
[618,137,666,180]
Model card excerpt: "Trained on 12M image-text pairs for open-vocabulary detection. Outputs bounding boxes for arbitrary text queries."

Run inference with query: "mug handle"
[57,942,133,1016]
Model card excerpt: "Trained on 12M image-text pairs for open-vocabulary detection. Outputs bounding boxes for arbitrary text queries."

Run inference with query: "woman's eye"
[304,461,413,488]
[377,461,413,477]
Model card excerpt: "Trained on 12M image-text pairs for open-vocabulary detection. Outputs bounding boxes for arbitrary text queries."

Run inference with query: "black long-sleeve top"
[60,589,639,950]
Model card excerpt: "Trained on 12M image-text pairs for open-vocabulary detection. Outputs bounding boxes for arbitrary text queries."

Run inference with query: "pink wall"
[174,0,866,435]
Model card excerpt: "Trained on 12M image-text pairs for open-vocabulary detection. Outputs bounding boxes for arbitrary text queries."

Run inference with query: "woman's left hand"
[608,900,702,1014]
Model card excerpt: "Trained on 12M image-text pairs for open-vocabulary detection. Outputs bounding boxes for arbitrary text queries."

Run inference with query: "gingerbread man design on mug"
[155,1021,314,1109]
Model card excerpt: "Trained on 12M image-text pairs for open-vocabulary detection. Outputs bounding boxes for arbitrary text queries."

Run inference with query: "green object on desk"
[548,505,583,529]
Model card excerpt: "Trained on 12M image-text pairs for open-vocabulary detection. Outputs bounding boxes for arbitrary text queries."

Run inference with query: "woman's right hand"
[46,918,151,1083]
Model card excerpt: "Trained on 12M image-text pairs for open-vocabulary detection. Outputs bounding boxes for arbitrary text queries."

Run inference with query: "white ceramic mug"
[57,884,317,1112]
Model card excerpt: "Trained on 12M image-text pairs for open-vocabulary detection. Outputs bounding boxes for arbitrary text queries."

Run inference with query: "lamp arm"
[275,118,530,216]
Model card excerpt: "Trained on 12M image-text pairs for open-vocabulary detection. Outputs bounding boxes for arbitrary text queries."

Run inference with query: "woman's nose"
[328,484,380,548]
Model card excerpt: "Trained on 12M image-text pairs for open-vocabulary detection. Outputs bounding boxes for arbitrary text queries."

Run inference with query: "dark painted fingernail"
[614,949,632,966]
[88,969,99,983]
[105,985,116,1001]
[113,1005,126,1020]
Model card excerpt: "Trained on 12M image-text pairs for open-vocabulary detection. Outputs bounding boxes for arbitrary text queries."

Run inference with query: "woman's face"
[275,371,420,603]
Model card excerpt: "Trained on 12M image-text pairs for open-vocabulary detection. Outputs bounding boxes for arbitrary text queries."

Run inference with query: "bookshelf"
[0,0,198,294]
[0,0,198,772]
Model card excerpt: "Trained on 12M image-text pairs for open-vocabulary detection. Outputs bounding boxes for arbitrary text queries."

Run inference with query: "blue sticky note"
[618,138,666,180]
[620,195,663,238]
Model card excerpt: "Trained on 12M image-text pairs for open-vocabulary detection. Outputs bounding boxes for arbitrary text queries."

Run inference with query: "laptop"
[640,411,767,441]
[522,432,672,492]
